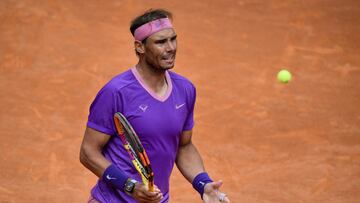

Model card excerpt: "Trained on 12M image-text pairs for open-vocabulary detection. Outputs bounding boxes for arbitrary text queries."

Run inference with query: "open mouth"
[162,55,175,63]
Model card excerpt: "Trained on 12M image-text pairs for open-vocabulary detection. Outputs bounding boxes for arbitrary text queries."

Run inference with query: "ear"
[134,41,145,54]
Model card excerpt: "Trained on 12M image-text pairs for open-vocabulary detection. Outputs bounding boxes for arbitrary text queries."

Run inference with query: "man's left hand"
[202,180,231,203]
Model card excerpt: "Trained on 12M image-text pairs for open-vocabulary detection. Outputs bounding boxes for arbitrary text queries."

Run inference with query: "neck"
[135,61,168,95]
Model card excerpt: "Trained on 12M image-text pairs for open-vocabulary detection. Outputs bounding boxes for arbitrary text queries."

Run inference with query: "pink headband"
[134,18,173,41]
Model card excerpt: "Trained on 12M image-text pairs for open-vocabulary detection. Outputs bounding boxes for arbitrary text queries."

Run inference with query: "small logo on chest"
[175,103,185,109]
[139,104,148,112]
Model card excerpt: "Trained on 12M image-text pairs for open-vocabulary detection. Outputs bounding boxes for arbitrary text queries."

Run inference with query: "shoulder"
[101,69,136,93]
[168,71,195,90]
[168,71,196,102]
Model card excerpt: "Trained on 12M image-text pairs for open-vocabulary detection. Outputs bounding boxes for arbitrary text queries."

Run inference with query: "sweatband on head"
[134,18,173,41]
[192,172,213,199]
[102,164,129,191]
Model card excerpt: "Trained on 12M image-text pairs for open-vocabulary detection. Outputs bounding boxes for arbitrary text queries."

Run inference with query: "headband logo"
[134,18,173,41]
[154,20,163,28]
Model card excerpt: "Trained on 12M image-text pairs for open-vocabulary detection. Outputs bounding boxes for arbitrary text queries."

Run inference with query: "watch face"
[125,180,136,193]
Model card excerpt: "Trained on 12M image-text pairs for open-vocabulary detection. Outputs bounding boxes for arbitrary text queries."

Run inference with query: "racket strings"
[114,113,154,190]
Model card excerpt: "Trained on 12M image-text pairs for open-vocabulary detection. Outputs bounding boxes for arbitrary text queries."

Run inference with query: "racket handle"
[148,182,154,192]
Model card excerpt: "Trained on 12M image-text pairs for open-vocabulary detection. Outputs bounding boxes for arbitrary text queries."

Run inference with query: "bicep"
[179,129,193,147]
[81,127,112,151]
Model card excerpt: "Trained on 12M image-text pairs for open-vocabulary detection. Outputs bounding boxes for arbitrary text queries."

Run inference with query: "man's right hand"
[131,183,163,203]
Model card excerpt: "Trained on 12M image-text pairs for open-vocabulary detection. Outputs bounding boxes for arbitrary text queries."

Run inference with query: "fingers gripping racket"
[113,112,154,191]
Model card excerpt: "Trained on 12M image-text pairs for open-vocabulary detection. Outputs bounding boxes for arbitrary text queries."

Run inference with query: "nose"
[165,40,176,52]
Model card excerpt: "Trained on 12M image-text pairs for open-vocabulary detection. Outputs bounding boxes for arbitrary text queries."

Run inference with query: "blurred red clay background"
[1,1,359,202]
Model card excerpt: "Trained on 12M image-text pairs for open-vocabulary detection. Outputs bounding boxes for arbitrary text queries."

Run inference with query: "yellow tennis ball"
[277,69,292,83]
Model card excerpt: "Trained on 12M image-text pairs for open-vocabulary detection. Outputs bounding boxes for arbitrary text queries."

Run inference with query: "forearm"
[80,144,111,177]
[175,141,205,183]
[79,127,113,177]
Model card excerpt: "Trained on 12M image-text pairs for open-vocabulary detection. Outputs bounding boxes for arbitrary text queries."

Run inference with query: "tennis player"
[80,8,230,203]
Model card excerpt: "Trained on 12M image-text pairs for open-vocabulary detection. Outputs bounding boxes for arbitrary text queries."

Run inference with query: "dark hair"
[130,8,173,43]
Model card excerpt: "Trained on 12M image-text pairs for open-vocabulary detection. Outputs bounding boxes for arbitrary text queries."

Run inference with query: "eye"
[155,39,167,44]
[171,36,177,41]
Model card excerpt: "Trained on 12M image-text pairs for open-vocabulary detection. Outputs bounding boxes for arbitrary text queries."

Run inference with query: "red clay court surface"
[1,1,360,202]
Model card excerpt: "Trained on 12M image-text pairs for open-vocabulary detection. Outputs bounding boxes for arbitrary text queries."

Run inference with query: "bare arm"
[176,130,231,203]
[79,127,111,177]
[79,127,163,202]
[175,130,205,182]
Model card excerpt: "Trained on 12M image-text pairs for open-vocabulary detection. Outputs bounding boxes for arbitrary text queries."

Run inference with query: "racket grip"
[148,181,154,192]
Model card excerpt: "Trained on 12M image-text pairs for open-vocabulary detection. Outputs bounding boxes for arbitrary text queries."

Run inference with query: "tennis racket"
[113,112,154,191]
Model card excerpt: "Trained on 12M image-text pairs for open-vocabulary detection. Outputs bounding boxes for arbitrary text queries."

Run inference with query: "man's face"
[143,28,177,70]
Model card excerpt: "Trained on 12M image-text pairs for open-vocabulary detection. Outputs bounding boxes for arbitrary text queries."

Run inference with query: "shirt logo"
[139,104,148,112]
[106,175,116,180]
[175,103,185,109]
